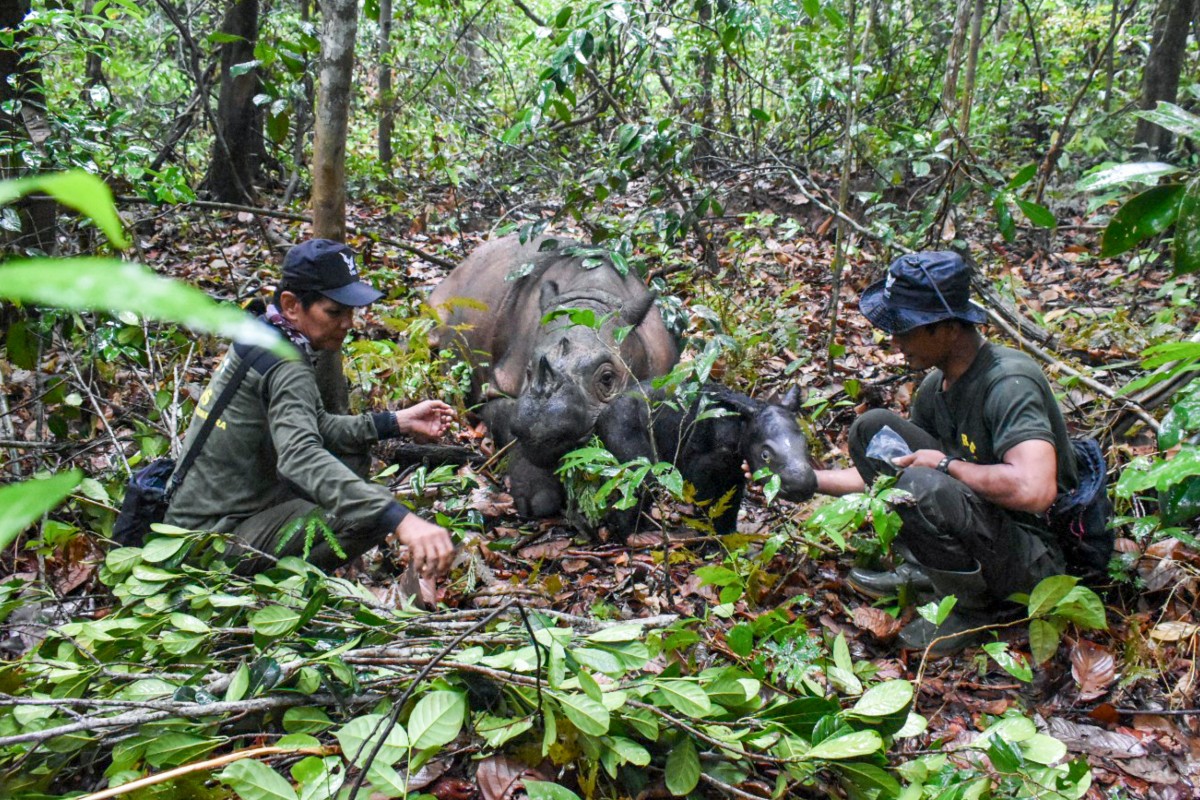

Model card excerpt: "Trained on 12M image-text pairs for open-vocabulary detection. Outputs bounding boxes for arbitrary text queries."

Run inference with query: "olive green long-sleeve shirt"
[164,342,407,538]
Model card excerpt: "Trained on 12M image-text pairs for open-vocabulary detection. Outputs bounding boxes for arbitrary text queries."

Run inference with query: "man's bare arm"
[893,439,1058,514]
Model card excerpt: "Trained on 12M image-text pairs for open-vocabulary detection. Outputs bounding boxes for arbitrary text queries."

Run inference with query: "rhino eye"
[594,365,619,399]
[760,447,772,464]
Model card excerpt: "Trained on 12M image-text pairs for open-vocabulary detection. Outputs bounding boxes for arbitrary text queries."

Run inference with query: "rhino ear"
[710,385,759,418]
[779,385,804,412]
[539,280,561,314]
[620,292,655,326]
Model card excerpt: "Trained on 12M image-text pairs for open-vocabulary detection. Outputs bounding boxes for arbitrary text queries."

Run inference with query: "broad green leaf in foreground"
[407,690,467,749]
[1,259,292,358]
[1174,176,1200,276]
[0,172,129,248]
[218,758,299,800]
[665,736,701,796]
[1100,184,1184,258]
[803,730,884,760]
[0,470,83,550]
[846,680,914,719]
[525,781,584,800]
[1074,161,1181,193]
[553,691,611,736]
[1134,101,1200,142]
[335,714,409,768]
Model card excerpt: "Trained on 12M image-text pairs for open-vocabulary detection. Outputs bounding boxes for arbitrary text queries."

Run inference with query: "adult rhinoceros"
[429,234,679,518]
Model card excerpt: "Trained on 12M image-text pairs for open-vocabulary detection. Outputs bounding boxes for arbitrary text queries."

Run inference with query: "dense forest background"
[2,0,1200,798]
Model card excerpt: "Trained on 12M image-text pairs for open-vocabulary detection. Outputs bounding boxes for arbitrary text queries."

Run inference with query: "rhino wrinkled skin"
[429,234,679,518]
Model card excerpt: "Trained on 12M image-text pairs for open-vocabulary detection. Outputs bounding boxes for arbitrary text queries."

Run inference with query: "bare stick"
[73,744,336,800]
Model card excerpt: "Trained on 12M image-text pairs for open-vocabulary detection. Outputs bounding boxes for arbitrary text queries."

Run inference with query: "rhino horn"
[531,354,557,396]
[620,292,656,326]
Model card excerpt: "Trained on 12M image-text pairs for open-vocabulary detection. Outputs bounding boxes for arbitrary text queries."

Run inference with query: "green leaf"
[1051,586,1107,630]
[665,736,700,796]
[833,762,902,798]
[141,536,188,564]
[654,679,713,717]
[226,664,250,702]
[1075,161,1181,192]
[218,758,299,800]
[249,605,303,638]
[1015,198,1056,229]
[144,733,222,768]
[0,259,292,358]
[726,623,754,657]
[607,735,651,766]
[283,707,333,734]
[803,730,883,760]
[0,172,128,248]
[1100,184,1184,258]
[0,470,82,550]
[476,713,534,748]
[1006,163,1038,190]
[1029,619,1062,665]
[1028,574,1078,618]
[407,690,467,749]
[1020,733,1067,765]
[846,680,914,718]
[335,714,409,767]
[982,642,1033,682]
[994,194,1016,242]
[525,780,584,800]
[1134,101,1200,141]
[554,691,610,736]
[1174,176,1200,276]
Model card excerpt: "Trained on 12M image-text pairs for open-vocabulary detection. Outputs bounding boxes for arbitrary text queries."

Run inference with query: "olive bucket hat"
[858,251,987,334]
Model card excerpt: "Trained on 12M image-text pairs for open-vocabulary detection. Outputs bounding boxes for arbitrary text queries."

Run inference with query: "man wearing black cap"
[165,239,456,578]
[813,252,1078,654]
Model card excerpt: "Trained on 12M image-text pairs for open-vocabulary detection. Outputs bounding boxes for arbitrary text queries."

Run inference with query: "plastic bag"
[866,425,912,467]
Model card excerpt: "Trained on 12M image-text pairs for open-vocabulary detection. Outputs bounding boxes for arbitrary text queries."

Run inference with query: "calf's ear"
[780,385,804,412]
[620,292,655,326]
[538,280,561,314]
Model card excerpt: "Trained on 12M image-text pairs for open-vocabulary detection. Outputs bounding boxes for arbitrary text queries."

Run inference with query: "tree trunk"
[957,0,985,139]
[311,0,360,415]
[940,0,972,118]
[378,0,394,166]
[204,0,263,202]
[1,0,56,253]
[312,0,357,242]
[1135,0,1197,155]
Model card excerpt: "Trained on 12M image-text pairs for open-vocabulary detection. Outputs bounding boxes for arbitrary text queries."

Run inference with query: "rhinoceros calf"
[593,384,818,536]
[429,234,679,518]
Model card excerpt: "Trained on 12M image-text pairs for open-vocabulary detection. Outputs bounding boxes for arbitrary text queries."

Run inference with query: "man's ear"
[279,291,301,322]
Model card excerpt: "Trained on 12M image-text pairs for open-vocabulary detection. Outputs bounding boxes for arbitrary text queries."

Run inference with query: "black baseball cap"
[281,239,383,307]
[858,251,987,334]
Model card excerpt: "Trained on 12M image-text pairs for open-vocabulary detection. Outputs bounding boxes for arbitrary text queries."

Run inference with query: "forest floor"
[4,180,1200,798]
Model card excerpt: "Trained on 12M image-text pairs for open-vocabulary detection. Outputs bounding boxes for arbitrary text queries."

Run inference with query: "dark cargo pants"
[848,409,1062,602]
[230,451,387,574]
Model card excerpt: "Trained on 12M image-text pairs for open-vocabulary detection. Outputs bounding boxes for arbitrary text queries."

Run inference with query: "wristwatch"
[936,455,961,474]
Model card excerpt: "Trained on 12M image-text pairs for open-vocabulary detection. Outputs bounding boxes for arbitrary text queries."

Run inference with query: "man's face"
[284,294,357,350]
[890,324,946,371]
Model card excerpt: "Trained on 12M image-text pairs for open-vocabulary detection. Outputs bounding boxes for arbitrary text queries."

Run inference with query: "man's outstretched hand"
[395,514,455,578]
[395,400,455,442]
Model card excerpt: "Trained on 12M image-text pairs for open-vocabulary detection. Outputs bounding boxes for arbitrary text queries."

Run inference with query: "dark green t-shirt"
[910,343,1078,549]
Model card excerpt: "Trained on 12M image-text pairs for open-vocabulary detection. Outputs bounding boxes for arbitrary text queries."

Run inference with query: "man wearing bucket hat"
[814,252,1078,654]
[165,238,457,578]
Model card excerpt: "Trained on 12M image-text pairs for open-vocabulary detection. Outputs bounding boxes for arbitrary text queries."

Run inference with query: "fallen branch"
[980,302,1160,434]
[74,744,336,800]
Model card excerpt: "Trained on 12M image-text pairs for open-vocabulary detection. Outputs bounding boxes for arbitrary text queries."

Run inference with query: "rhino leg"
[508,445,566,518]
[595,395,656,538]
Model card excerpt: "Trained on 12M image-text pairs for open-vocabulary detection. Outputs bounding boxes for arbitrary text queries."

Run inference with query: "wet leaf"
[851,605,902,639]
[1070,639,1116,700]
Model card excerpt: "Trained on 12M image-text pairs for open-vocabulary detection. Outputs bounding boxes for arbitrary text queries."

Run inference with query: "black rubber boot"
[899,563,997,656]
[847,562,935,599]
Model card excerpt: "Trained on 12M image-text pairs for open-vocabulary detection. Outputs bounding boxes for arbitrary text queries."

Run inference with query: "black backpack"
[1047,438,1113,579]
